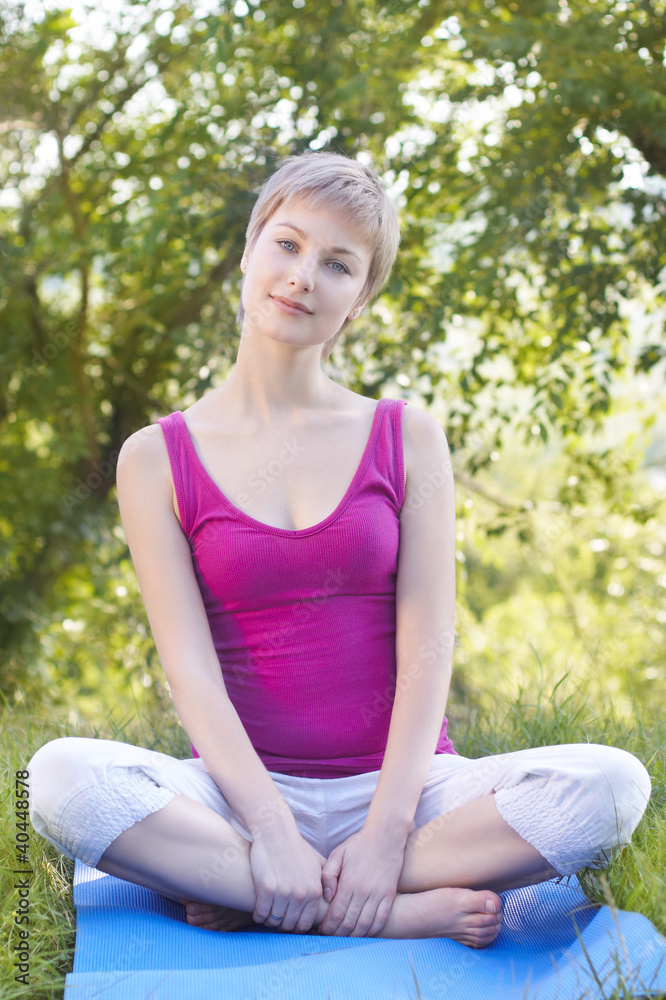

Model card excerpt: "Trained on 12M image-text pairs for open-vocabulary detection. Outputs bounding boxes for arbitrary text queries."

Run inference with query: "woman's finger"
[274,900,302,931]
[295,897,321,933]
[263,899,290,927]
[321,883,364,935]
[319,890,349,934]
[346,897,376,937]
[320,850,342,903]
[349,896,390,937]
[331,895,366,936]
[278,883,323,932]
[364,895,394,938]
[252,884,280,924]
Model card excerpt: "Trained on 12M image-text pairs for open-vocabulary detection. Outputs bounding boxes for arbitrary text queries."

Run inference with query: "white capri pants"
[28,738,651,879]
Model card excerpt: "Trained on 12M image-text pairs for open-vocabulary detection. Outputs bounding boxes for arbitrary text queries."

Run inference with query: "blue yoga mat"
[64,859,666,999]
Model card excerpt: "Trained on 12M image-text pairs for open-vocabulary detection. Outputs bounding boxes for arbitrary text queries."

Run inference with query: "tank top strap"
[366,398,408,512]
[391,398,408,509]
[157,410,197,536]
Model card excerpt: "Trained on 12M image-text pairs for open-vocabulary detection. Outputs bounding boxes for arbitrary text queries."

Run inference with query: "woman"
[28,151,651,947]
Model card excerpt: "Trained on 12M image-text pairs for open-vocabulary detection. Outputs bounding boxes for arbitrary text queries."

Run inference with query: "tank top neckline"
[170,397,391,537]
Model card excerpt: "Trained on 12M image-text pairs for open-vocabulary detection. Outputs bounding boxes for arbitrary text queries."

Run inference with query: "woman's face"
[240,198,372,349]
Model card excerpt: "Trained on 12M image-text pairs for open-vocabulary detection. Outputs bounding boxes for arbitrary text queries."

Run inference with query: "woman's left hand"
[317,827,406,937]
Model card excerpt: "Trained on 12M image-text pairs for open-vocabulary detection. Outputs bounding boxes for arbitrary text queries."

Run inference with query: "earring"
[240,260,247,273]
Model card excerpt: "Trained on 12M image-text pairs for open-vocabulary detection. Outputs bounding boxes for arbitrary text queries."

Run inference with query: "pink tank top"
[158,398,456,778]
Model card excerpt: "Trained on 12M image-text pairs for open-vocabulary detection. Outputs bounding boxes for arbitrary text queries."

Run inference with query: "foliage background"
[1,0,664,750]
[1,1,665,996]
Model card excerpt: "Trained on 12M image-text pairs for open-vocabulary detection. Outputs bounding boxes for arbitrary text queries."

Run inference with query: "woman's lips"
[270,296,312,316]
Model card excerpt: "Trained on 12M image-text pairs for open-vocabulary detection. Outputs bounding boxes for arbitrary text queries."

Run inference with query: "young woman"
[28,152,651,947]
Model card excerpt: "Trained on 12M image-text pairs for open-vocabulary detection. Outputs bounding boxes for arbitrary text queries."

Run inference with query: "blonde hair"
[237,151,400,362]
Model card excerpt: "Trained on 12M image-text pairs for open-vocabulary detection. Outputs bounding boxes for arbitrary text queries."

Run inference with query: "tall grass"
[449,676,666,939]
[1,677,663,1000]
[1,707,187,1000]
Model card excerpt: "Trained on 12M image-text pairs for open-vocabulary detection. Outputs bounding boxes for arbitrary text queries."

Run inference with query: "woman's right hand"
[249,819,326,933]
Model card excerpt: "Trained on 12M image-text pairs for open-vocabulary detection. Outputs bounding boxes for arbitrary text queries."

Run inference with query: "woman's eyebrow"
[272,221,363,263]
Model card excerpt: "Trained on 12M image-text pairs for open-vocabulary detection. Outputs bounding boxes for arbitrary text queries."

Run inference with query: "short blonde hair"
[237,151,400,362]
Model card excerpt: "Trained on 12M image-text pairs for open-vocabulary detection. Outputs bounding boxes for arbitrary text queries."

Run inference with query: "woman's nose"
[287,256,315,292]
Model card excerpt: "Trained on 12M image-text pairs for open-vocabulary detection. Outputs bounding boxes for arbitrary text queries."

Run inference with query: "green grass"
[0,706,189,1000]
[450,676,666,942]
[1,680,664,1000]
[2,717,77,1000]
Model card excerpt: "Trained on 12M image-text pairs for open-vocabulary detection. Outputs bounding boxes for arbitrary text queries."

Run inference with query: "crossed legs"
[96,790,556,946]
[29,738,651,948]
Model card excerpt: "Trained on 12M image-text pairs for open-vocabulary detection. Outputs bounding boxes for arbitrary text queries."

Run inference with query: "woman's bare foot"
[181,886,502,947]
[180,900,321,934]
[376,887,503,948]
[180,899,255,931]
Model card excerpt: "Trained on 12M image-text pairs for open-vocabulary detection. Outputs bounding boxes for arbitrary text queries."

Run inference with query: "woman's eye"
[276,240,348,274]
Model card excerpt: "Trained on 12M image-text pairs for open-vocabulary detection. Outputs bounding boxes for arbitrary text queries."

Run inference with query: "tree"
[345,0,666,459]
[0,0,663,699]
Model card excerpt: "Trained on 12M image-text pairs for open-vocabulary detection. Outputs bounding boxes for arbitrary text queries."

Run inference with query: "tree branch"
[57,131,99,464]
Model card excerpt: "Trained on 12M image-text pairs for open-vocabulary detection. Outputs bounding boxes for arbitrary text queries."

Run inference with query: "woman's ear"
[348,297,370,321]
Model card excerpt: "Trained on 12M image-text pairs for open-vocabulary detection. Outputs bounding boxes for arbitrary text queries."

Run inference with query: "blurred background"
[1,0,665,728]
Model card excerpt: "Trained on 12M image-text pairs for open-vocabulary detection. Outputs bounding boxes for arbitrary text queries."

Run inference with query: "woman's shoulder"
[117,420,172,484]
[400,400,445,437]
[397,399,447,441]
[331,389,448,454]
[399,403,451,483]
[115,420,180,525]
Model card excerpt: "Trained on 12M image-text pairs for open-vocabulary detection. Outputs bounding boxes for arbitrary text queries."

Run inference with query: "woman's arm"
[319,404,456,935]
[364,403,456,835]
[115,424,325,928]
